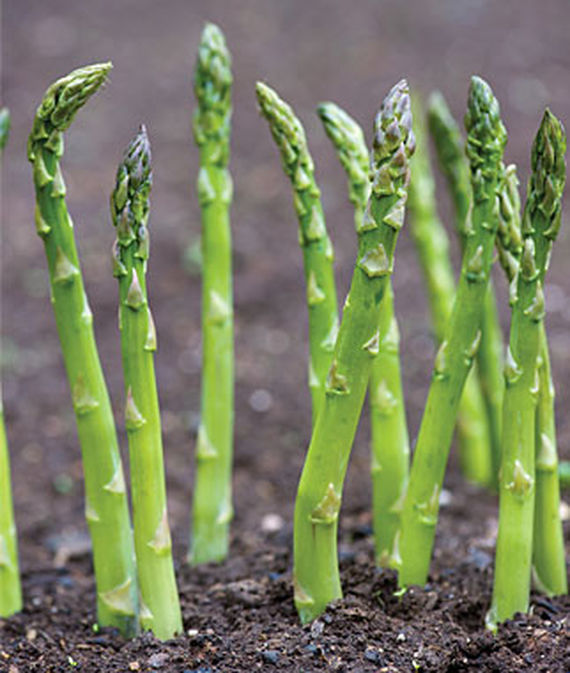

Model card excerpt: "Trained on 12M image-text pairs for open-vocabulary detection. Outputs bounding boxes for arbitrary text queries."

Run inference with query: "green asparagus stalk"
[488,110,566,625]
[293,81,415,622]
[427,91,504,486]
[529,112,567,598]
[317,101,409,567]
[559,462,570,489]
[399,77,506,588]
[256,83,338,425]
[190,23,235,565]
[0,107,21,618]
[28,65,138,636]
[111,126,182,639]
[408,95,492,487]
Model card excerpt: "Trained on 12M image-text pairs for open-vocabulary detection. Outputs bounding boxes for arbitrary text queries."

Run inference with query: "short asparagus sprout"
[317,101,409,568]
[0,107,22,619]
[111,127,182,639]
[488,109,566,627]
[190,22,235,566]
[408,94,492,488]
[399,76,507,588]
[28,65,138,637]
[293,80,415,623]
[428,90,505,487]
[256,82,338,425]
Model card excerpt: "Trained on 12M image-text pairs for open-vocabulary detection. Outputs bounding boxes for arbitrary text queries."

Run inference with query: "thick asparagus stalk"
[408,95,492,487]
[428,92,504,485]
[190,23,235,565]
[488,110,566,625]
[529,112,567,598]
[28,65,138,636]
[293,81,415,623]
[399,77,506,588]
[256,83,338,425]
[0,107,21,618]
[111,127,182,639]
[317,101,409,567]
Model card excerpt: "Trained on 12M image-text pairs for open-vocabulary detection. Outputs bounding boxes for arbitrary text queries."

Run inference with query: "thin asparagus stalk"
[488,110,566,625]
[399,77,506,588]
[0,107,21,618]
[317,101,409,567]
[408,95,492,487]
[529,112,567,598]
[559,462,570,489]
[293,81,415,622]
[111,127,182,639]
[256,83,338,425]
[190,23,235,565]
[428,92,504,485]
[28,65,138,636]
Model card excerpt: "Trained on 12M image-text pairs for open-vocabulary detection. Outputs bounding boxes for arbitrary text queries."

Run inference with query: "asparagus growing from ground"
[317,101,409,567]
[256,83,338,425]
[293,81,415,622]
[111,127,182,639]
[0,107,21,618]
[399,77,506,588]
[488,110,566,625]
[529,113,567,598]
[408,95,492,487]
[190,23,235,565]
[428,92,504,485]
[28,65,138,636]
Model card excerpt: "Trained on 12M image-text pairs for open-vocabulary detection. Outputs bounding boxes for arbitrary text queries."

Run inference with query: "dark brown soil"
[2,1,570,671]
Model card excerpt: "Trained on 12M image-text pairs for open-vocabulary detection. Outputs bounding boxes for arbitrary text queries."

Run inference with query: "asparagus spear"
[529,112,567,598]
[0,107,21,618]
[488,110,566,625]
[28,65,138,636]
[293,81,415,622]
[190,23,235,565]
[428,92,504,486]
[111,126,182,639]
[317,101,409,567]
[408,95,492,487]
[399,77,506,587]
[256,83,338,425]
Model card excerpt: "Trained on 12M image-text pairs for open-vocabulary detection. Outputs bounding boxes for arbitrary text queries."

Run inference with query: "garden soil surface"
[2,1,570,671]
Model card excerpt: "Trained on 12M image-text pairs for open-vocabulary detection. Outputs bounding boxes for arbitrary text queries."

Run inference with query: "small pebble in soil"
[261,650,280,664]
[249,388,273,412]
[261,513,284,533]
[310,620,324,638]
[364,647,383,663]
[148,652,169,669]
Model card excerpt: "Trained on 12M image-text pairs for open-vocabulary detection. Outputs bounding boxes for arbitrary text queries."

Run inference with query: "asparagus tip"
[465,75,507,165]
[195,22,232,110]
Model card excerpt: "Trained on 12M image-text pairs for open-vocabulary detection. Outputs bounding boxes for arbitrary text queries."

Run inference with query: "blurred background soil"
[1,1,570,671]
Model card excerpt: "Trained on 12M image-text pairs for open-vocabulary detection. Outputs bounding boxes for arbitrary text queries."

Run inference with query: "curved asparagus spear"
[428,91,504,486]
[0,108,21,618]
[488,110,566,626]
[399,77,506,588]
[317,101,409,567]
[408,95,492,487]
[28,65,138,636]
[256,83,338,425]
[111,127,182,639]
[190,23,235,565]
[293,81,415,623]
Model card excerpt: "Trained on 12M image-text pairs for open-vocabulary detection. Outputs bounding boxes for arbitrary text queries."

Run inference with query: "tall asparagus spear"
[428,92,504,485]
[528,112,567,598]
[28,65,138,636]
[408,95,492,487]
[111,127,182,639]
[399,77,506,588]
[256,83,338,425]
[317,101,409,567]
[0,107,21,619]
[293,81,415,623]
[488,110,566,626]
[190,23,235,565]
